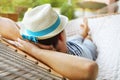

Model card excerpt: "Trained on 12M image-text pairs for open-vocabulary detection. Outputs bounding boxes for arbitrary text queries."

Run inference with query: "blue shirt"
[66,35,97,60]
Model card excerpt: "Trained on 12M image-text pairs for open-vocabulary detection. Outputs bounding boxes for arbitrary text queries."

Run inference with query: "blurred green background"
[0,0,83,21]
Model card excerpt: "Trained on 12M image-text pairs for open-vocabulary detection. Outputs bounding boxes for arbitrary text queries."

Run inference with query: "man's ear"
[58,32,64,41]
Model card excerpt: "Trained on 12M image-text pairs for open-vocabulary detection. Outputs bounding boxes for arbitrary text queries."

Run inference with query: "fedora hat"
[18,4,68,42]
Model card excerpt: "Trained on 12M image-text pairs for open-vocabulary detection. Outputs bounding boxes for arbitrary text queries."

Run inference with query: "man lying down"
[0,4,98,80]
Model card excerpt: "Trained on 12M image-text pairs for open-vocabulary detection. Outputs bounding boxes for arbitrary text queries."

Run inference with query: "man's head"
[18,4,68,52]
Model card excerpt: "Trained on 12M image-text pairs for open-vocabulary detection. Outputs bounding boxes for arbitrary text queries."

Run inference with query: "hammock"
[65,13,120,80]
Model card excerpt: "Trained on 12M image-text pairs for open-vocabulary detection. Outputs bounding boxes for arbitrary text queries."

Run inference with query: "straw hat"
[18,4,68,42]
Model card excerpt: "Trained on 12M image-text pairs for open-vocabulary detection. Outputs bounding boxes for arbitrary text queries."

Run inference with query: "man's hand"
[10,38,55,53]
[36,43,56,50]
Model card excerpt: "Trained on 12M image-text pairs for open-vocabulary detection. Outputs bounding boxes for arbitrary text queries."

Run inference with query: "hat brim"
[17,15,68,40]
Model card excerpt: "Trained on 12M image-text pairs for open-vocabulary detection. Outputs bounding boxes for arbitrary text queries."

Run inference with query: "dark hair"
[38,33,61,48]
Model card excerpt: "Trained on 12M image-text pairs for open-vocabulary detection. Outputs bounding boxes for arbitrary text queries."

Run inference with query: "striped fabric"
[66,35,97,60]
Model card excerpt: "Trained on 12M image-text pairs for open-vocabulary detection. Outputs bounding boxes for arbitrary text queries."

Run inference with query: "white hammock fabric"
[65,13,120,80]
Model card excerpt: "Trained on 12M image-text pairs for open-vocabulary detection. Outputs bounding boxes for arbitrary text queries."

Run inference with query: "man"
[0,4,98,80]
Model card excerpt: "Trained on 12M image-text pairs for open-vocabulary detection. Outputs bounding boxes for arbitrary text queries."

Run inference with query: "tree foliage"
[0,0,81,20]
[0,0,14,13]
[12,0,33,7]
[60,0,75,20]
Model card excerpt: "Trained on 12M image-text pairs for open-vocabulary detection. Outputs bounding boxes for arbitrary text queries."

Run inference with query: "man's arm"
[0,17,21,41]
[16,38,98,80]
